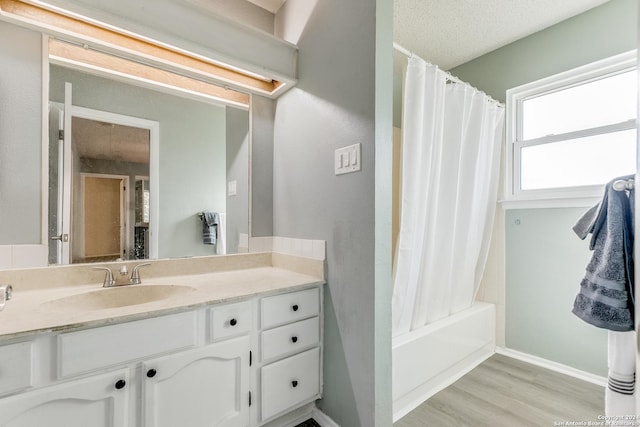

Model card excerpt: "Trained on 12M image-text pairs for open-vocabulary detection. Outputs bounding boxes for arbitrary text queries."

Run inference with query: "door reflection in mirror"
[48,109,152,264]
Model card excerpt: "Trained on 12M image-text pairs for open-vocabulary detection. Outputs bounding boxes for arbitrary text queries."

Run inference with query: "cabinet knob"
[147,368,157,378]
[114,379,126,390]
[292,304,299,312]
[230,318,238,326]
[291,336,298,343]
[291,380,299,388]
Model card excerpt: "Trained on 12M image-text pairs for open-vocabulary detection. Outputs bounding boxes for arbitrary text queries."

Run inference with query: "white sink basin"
[44,285,197,311]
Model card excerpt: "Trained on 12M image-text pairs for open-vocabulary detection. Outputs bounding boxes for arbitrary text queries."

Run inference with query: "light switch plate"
[228,180,237,196]
[335,143,361,175]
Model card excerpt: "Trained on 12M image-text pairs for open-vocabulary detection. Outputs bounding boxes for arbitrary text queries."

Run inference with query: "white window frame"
[505,50,637,207]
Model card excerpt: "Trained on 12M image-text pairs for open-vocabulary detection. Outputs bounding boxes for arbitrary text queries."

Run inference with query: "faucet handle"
[93,267,115,287]
[130,263,151,285]
[0,284,12,313]
[118,264,128,276]
[1,284,12,301]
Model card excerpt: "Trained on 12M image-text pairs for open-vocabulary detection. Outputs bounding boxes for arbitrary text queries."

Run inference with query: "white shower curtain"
[392,56,505,337]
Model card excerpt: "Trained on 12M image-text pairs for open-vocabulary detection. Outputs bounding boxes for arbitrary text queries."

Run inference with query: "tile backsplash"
[248,236,326,261]
[0,245,48,269]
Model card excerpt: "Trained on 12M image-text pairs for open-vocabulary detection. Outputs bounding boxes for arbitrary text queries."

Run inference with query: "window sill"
[500,196,600,210]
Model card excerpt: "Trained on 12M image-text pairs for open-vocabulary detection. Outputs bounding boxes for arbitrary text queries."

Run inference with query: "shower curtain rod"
[392,42,504,107]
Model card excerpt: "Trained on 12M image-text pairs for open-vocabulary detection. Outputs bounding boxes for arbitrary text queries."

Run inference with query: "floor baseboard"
[495,347,606,387]
[310,408,340,427]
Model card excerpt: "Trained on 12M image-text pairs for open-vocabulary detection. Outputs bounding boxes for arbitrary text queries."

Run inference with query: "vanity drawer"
[57,311,197,378]
[261,317,319,362]
[0,341,33,396]
[261,288,319,329]
[261,347,320,421]
[209,300,252,341]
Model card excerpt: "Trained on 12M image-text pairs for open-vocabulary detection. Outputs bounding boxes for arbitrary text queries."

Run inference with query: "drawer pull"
[230,318,238,326]
[292,304,299,312]
[291,336,298,343]
[291,380,299,388]
[147,368,157,378]
[114,379,126,390]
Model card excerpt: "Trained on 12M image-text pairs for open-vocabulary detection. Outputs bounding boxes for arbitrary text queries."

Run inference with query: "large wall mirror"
[0,1,284,271]
[46,59,250,265]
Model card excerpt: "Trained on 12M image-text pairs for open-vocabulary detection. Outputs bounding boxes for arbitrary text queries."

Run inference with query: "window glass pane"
[520,129,636,190]
[521,70,637,140]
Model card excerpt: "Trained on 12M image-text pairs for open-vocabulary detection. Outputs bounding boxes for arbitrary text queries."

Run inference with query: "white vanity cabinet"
[258,287,322,424]
[0,341,34,397]
[0,368,130,427]
[142,336,250,427]
[0,284,322,427]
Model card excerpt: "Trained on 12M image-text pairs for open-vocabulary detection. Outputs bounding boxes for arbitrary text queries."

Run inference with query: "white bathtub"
[392,302,496,422]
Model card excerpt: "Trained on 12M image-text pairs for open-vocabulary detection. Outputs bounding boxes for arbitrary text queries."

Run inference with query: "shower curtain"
[392,56,505,337]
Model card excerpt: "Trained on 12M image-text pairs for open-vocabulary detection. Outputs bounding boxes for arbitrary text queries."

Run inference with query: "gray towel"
[572,175,634,331]
[202,211,219,245]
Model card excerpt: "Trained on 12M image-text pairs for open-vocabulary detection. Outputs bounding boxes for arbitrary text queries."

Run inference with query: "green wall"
[446,0,637,376]
[505,209,607,375]
[450,0,637,102]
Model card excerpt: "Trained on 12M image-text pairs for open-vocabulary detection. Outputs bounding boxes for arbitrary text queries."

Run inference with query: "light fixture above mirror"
[48,38,250,109]
[0,0,293,99]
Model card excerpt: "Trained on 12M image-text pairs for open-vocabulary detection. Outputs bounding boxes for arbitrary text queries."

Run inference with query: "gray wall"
[50,65,228,259]
[374,0,394,424]
[226,107,249,253]
[250,95,274,237]
[272,0,392,425]
[446,0,637,375]
[0,22,42,244]
[198,0,275,34]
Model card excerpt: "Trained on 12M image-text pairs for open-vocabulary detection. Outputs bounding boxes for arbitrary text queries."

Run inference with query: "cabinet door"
[142,336,250,427]
[0,369,129,427]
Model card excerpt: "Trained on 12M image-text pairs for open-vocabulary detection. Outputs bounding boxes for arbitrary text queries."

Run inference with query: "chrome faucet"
[93,267,116,288]
[130,263,151,285]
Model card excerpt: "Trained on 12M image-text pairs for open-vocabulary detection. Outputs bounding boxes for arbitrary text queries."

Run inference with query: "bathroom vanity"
[0,253,325,427]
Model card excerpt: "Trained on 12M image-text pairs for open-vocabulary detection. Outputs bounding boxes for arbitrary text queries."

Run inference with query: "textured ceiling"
[394,0,611,70]
[73,117,150,164]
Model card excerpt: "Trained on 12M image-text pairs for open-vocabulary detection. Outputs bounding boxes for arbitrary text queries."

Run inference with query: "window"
[506,51,637,202]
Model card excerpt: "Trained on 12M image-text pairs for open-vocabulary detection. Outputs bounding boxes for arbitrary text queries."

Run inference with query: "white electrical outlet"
[334,143,361,175]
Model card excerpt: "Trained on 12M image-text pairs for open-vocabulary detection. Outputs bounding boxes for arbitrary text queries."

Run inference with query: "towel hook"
[613,179,634,191]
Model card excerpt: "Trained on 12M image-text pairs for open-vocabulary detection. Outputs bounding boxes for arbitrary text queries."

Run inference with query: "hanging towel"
[201,210,219,245]
[572,175,634,332]
[605,331,636,417]
[216,213,226,255]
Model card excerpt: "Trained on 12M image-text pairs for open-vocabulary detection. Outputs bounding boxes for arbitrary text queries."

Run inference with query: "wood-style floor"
[395,354,605,427]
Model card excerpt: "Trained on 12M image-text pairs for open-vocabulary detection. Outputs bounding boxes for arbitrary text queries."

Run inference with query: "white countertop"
[0,266,324,340]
